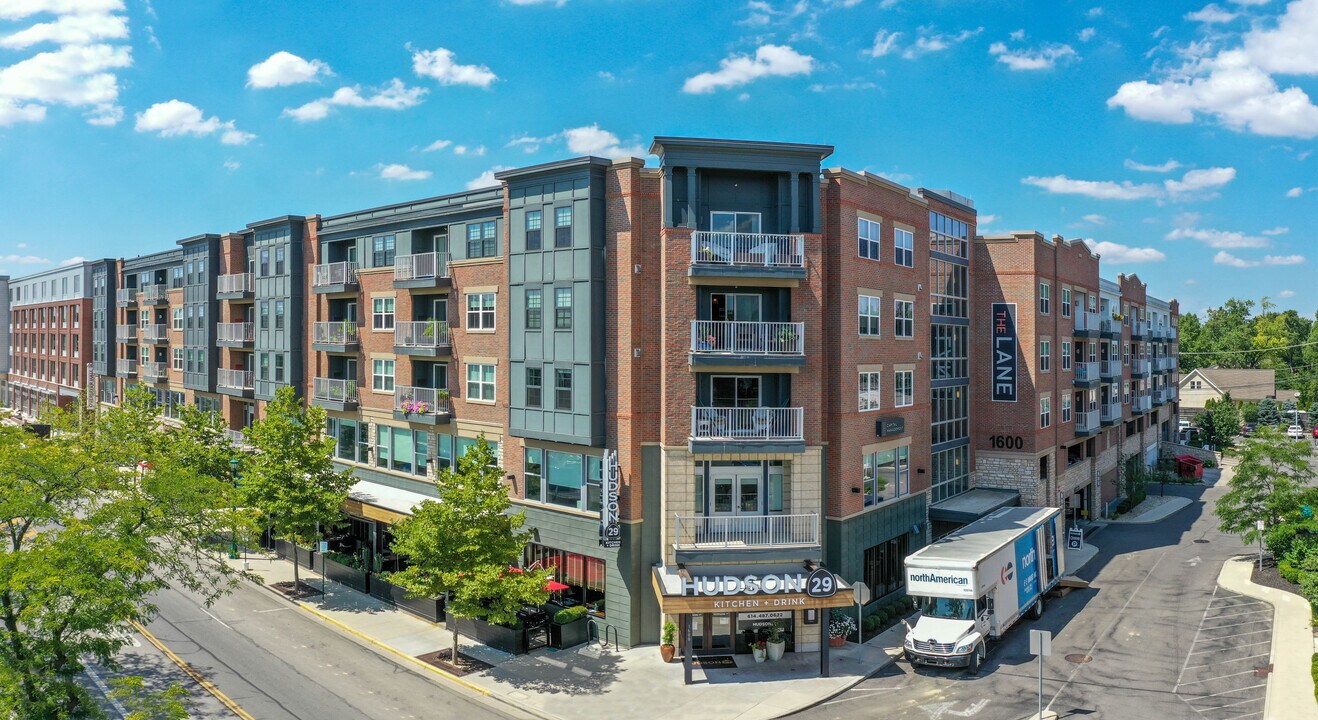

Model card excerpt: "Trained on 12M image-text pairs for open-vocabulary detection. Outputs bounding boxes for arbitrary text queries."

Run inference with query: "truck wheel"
[968,643,985,674]
[1030,597,1044,620]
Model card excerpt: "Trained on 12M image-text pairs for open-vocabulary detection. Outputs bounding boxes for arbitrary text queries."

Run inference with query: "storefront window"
[525,448,543,500]
[525,543,606,616]
[862,446,910,507]
[547,451,583,508]
[863,536,907,599]
[372,427,430,477]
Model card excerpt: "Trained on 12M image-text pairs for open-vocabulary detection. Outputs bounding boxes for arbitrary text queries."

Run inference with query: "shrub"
[889,601,906,619]
[1202,457,1218,469]
[875,608,890,625]
[1266,521,1318,561]
[903,597,915,612]
[862,615,879,633]
[1280,559,1302,585]
[553,605,588,625]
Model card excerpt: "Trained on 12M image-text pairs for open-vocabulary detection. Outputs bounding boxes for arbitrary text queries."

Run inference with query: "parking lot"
[1174,588,1272,719]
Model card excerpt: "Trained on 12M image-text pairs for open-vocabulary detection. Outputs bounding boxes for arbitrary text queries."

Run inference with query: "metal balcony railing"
[1167,326,1178,341]
[1074,311,1101,334]
[313,261,358,288]
[119,359,137,375]
[1076,410,1100,433]
[673,513,819,549]
[217,368,254,391]
[690,231,805,268]
[217,273,254,295]
[394,386,450,416]
[313,321,358,345]
[141,324,168,343]
[141,361,168,380]
[139,285,166,303]
[217,322,254,343]
[313,377,358,404]
[116,324,135,341]
[1154,356,1176,372]
[115,288,136,306]
[690,406,804,442]
[690,320,804,355]
[1133,394,1152,413]
[394,321,450,348]
[1075,361,1100,384]
[394,252,451,281]
[1101,359,1122,378]
[1102,403,1122,422]
[225,428,251,449]
[1130,359,1151,375]
[1131,320,1150,338]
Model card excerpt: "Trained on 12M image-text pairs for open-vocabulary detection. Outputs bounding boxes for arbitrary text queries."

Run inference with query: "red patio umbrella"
[546,579,570,592]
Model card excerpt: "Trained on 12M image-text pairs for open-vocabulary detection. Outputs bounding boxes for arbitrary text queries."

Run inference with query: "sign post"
[1257,519,1265,571]
[852,581,871,643]
[1030,629,1052,720]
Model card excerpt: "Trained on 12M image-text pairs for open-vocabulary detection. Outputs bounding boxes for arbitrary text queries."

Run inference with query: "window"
[554,287,572,329]
[1040,282,1051,314]
[371,235,396,267]
[172,348,183,370]
[259,249,270,277]
[259,301,269,330]
[372,359,395,392]
[895,370,914,407]
[894,299,914,338]
[863,446,910,506]
[259,353,269,381]
[530,450,602,513]
[526,210,542,250]
[525,289,542,330]
[1062,394,1072,423]
[1040,396,1051,428]
[859,371,881,411]
[1061,288,1072,317]
[525,448,543,501]
[863,536,908,598]
[466,293,495,330]
[172,308,183,330]
[858,218,881,260]
[467,363,495,401]
[372,297,395,330]
[275,246,286,275]
[711,210,760,234]
[894,227,914,267]
[1061,341,1072,370]
[859,295,881,336]
[554,206,572,247]
[555,369,572,410]
[273,354,285,383]
[373,426,429,477]
[274,300,285,330]
[466,221,497,258]
[1040,340,1051,372]
[526,367,542,407]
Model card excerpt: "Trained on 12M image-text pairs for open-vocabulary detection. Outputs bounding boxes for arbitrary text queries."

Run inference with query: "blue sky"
[1,0,1315,316]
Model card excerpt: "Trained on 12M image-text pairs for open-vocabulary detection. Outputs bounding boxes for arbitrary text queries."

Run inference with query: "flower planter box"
[369,576,445,622]
[447,613,528,655]
[550,618,590,649]
[273,539,315,569]
[313,554,369,594]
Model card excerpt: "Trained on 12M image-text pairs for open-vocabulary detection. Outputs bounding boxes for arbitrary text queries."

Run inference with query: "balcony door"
[710,211,761,234]
[708,467,762,518]
[710,294,761,352]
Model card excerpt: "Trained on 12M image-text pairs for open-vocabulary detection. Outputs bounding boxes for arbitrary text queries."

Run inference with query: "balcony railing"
[313,377,358,404]
[313,321,358,345]
[673,513,820,549]
[118,359,137,376]
[1163,387,1178,402]
[1075,361,1100,384]
[1099,318,1121,336]
[1074,311,1101,334]
[217,368,254,391]
[394,252,451,281]
[1101,359,1122,378]
[1131,320,1150,338]
[690,231,805,268]
[690,320,804,355]
[141,324,168,343]
[1133,393,1152,413]
[394,321,450,348]
[141,361,168,380]
[1102,403,1122,422]
[691,406,803,442]
[217,272,254,295]
[115,288,136,306]
[394,386,450,417]
[1076,410,1100,433]
[313,261,358,289]
[116,324,135,341]
[139,285,166,303]
[1167,326,1178,342]
[1130,358,1151,375]
[217,322,254,343]
[225,428,251,449]
[1154,356,1176,373]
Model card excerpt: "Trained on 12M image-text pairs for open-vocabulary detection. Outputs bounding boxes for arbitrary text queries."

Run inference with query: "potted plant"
[776,327,798,346]
[752,639,767,663]
[660,620,677,663]
[437,389,450,404]
[829,610,856,647]
[550,605,590,649]
[700,245,715,261]
[766,620,787,661]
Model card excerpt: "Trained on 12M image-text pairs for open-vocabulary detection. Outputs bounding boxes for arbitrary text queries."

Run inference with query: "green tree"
[1215,427,1316,545]
[0,391,246,718]
[239,386,354,588]
[1241,401,1260,424]
[1197,393,1241,448]
[1201,299,1257,368]
[1257,397,1282,427]
[389,436,550,662]
[1177,312,1205,372]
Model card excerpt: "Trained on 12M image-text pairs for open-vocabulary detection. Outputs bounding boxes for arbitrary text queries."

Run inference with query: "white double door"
[708,467,761,517]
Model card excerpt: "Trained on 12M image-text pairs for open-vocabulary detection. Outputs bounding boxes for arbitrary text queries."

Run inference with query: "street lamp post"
[1295,392,1302,429]
[228,457,241,560]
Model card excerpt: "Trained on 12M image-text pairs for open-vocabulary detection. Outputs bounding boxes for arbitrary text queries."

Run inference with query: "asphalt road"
[799,473,1263,720]
[87,572,518,720]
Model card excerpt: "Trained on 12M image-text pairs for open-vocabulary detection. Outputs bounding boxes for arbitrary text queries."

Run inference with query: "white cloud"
[246,51,332,88]
[809,80,877,92]
[58,255,86,266]
[683,44,815,93]
[0,11,127,49]
[978,213,999,226]
[0,0,123,21]
[1083,240,1167,263]
[1261,226,1289,235]
[1009,29,1026,41]
[562,124,646,159]
[1124,158,1182,173]
[0,42,132,126]
[901,26,983,59]
[1166,226,1268,248]
[865,29,900,58]
[1264,254,1306,265]
[0,253,51,264]
[466,165,514,190]
[1214,251,1306,267]
[376,163,431,181]
[1163,166,1236,199]
[283,79,427,122]
[1185,278,1198,285]
[1277,289,1297,298]
[989,41,1078,71]
[1285,186,1305,197]
[411,46,498,88]
[1186,3,1240,23]
[1022,166,1234,201]
[15,243,27,249]
[506,134,547,153]
[453,144,486,156]
[1081,213,1107,225]
[1087,7,1104,17]
[423,139,452,152]
[134,100,254,144]
[223,159,239,171]
[1078,27,1096,42]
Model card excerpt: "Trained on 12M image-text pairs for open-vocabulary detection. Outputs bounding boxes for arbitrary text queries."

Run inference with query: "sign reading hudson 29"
[681,568,838,609]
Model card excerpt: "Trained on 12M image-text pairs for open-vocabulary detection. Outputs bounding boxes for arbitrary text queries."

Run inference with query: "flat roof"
[929,488,1020,524]
[908,506,1058,564]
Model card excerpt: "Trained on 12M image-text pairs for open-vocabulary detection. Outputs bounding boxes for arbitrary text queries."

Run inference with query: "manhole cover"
[1065,654,1093,664]
[1193,539,1210,544]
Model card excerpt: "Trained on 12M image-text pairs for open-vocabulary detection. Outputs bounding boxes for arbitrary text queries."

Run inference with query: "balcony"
[393,385,452,426]
[312,262,359,293]
[225,428,251,450]
[673,513,820,560]
[216,322,254,347]
[690,406,804,454]
[1073,311,1101,338]
[115,288,136,307]
[1075,409,1100,436]
[689,320,805,367]
[1074,361,1101,388]
[141,324,168,344]
[1133,393,1152,414]
[1101,359,1121,380]
[1164,386,1178,403]
[139,284,167,305]
[312,377,358,411]
[1154,356,1176,374]
[141,361,168,382]
[1101,402,1122,426]
[116,359,137,378]
[1167,326,1178,342]
[1131,320,1150,339]
[216,273,254,300]
[1130,358,1151,377]
[217,368,254,398]
[115,324,135,343]
[393,252,452,289]
[689,231,806,281]
[394,321,451,357]
[311,321,359,352]
[1151,387,1167,407]
[1099,318,1121,339]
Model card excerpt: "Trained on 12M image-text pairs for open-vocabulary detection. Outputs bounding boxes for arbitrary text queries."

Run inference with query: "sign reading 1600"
[988,435,1025,450]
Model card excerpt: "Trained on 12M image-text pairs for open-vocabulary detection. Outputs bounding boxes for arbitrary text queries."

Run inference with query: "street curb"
[1104,496,1195,525]
[780,621,910,717]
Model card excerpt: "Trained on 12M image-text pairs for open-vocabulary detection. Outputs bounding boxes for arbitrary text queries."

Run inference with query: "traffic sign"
[852,581,872,606]
[1029,629,1053,657]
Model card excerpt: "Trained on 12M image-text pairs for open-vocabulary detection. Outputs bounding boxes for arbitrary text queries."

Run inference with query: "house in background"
[1178,367,1276,417]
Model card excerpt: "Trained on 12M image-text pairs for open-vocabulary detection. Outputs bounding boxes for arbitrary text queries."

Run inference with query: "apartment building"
[971,232,1180,524]
[4,261,108,419]
[0,275,10,409]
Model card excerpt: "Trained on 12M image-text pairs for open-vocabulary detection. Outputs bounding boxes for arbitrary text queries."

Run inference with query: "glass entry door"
[709,470,761,517]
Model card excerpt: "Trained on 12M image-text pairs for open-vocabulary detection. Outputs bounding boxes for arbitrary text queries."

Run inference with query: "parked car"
[1287,425,1305,440]
[1312,426,1318,440]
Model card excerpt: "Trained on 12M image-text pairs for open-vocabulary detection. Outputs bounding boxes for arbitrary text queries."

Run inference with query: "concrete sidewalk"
[1218,558,1318,720]
[1106,495,1193,524]
[230,553,905,720]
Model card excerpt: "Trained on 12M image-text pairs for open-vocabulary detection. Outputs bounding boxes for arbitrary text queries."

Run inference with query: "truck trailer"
[902,506,1064,672]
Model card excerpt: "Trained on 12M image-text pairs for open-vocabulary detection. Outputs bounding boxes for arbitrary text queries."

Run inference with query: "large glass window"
[710,211,760,234]
[929,210,969,258]
[372,297,395,330]
[858,217,881,260]
[895,370,914,407]
[466,221,497,258]
[930,260,967,318]
[372,425,429,476]
[554,287,572,329]
[859,372,881,411]
[526,367,542,407]
[372,235,396,267]
[373,359,394,392]
[931,324,968,381]
[930,446,970,503]
[525,448,543,501]
[554,206,572,247]
[466,363,495,401]
[523,543,606,615]
[531,450,603,513]
[526,210,542,250]
[555,369,572,410]
[931,386,968,445]
[863,536,908,599]
[894,299,914,338]
[862,446,910,506]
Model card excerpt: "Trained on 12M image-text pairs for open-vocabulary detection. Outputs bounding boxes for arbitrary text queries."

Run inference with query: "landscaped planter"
[447,613,527,655]
[369,575,445,622]
[313,554,369,594]
[273,540,315,569]
[550,618,590,649]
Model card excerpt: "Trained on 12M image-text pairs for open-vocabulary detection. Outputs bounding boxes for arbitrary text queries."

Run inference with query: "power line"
[1177,338,1318,356]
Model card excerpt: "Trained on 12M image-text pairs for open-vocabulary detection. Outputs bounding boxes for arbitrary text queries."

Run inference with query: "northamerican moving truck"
[902,506,1064,672]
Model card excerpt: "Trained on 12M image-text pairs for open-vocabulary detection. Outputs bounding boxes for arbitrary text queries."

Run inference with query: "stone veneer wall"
[1159,441,1218,463]
[975,455,1046,506]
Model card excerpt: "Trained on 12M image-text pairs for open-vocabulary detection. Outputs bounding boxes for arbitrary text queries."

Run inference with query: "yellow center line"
[128,620,256,720]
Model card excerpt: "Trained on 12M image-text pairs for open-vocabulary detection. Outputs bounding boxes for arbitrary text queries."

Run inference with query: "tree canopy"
[1178,298,1317,408]
[1215,427,1316,545]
